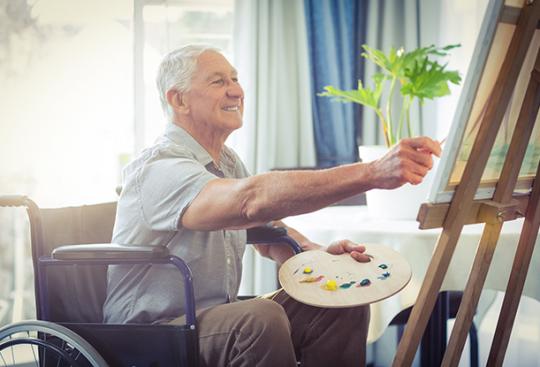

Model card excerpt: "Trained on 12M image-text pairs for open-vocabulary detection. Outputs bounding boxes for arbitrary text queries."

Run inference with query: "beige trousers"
[169,290,370,367]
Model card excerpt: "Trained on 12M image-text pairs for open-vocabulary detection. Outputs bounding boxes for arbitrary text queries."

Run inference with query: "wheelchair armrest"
[52,243,169,261]
[246,226,302,254]
[47,244,197,328]
[246,226,288,243]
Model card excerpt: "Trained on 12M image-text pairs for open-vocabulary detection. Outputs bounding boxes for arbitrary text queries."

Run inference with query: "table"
[283,206,540,346]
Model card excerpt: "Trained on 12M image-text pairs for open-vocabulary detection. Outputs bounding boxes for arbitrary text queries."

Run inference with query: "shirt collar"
[164,123,214,166]
[163,123,235,175]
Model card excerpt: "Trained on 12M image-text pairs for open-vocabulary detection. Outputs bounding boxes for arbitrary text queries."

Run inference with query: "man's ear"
[166,89,189,114]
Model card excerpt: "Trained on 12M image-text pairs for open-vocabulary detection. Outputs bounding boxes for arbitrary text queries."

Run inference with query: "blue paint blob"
[359,279,371,287]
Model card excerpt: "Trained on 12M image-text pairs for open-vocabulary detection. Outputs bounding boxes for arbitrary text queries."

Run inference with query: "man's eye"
[232,77,239,83]
[212,79,224,85]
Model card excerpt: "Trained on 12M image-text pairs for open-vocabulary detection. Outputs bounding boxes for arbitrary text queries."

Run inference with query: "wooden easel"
[393,1,540,366]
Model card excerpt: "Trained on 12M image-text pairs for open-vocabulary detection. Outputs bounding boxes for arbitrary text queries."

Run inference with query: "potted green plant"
[320,44,461,147]
[320,44,462,219]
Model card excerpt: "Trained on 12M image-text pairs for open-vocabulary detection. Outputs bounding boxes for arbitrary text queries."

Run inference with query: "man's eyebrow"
[206,69,238,81]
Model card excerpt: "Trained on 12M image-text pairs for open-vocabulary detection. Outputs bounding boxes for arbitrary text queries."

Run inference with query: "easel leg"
[392,231,462,367]
[487,165,540,366]
[441,221,503,367]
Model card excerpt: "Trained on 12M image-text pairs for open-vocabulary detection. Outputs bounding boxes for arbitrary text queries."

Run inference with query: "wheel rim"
[0,338,82,366]
[0,320,107,367]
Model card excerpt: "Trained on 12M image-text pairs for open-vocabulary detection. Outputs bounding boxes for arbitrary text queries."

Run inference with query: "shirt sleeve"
[136,147,217,231]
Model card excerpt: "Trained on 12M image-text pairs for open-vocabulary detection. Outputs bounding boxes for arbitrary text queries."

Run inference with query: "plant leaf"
[401,58,461,102]
[362,45,393,74]
[318,78,383,111]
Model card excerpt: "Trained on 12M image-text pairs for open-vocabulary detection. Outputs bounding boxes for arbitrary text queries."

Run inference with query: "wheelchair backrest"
[37,202,117,323]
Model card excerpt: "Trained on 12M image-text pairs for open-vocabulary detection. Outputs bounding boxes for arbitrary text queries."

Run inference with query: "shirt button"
[227,257,231,265]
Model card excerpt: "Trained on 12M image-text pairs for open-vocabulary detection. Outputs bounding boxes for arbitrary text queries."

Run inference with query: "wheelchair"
[0,195,301,366]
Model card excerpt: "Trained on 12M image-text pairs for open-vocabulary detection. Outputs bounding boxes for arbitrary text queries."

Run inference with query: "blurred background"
[2,1,538,366]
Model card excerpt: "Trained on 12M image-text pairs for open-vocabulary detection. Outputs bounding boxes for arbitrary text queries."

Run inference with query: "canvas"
[429,0,540,203]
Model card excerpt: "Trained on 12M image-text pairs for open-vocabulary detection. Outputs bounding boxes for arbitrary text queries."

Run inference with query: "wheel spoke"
[8,336,14,365]
[27,331,39,367]
[73,349,82,361]
[55,339,65,367]
[55,346,61,367]
[0,349,8,366]
[30,345,38,367]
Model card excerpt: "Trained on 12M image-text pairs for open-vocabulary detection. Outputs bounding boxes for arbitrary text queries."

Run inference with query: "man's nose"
[227,82,244,98]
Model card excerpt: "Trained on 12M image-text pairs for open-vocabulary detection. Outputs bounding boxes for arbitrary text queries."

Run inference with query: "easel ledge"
[417,194,529,229]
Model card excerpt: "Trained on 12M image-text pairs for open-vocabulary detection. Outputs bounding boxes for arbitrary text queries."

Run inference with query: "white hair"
[156,44,221,119]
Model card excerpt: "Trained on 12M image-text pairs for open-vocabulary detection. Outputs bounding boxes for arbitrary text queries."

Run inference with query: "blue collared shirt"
[103,123,250,323]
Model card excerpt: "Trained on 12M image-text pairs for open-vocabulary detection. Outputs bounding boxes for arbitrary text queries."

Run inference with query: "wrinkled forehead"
[193,51,238,81]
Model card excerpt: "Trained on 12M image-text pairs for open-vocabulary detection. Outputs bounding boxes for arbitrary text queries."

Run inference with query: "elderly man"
[103,45,441,366]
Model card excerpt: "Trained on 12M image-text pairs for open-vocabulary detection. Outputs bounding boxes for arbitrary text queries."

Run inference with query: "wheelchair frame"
[0,195,301,366]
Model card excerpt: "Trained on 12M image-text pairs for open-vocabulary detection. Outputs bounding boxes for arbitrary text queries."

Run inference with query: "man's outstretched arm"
[181,137,441,231]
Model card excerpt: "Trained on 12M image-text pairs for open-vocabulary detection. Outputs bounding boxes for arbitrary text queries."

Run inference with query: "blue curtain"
[304,0,367,167]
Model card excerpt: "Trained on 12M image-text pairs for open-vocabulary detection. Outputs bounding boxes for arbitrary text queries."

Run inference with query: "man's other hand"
[326,239,371,263]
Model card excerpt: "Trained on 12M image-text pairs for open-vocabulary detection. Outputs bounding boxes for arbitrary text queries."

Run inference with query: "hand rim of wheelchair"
[0,320,108,367]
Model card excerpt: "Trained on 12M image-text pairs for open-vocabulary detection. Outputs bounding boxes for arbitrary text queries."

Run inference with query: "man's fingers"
[402,171,424,185]
[343,241,366,253]
[350,251,371,263]
[328,240,367,257]
[409,163,430,183]
[328,240,370,262]
[404,137,442,157]
[414,150,434,169]
[389,157,429,186]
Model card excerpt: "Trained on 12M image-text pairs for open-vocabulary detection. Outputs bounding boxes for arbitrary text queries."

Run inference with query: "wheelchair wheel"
[0,320,107,367]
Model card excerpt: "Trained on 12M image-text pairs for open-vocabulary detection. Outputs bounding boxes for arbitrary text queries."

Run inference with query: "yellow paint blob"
[323,279,338,291]
[303,266,313,274]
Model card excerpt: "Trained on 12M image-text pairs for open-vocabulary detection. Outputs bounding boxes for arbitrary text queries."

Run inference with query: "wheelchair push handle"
[0,195,32,208]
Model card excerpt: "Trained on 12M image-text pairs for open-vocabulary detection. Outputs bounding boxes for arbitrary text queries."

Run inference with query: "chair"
[0,195,301,366]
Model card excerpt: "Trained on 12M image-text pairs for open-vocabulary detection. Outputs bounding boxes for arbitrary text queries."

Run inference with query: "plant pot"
[359,145,433,220]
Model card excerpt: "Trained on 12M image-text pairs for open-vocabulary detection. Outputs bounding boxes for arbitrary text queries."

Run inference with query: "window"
[0,0,134,207]
[0,0,235,326]
[135,0,235,150]
[1,0,134,325]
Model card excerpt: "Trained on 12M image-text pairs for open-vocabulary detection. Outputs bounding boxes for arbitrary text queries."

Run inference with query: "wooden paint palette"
[278,245,412,308]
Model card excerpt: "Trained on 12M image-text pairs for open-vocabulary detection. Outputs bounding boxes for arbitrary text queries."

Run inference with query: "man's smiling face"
[183,51,244,134]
